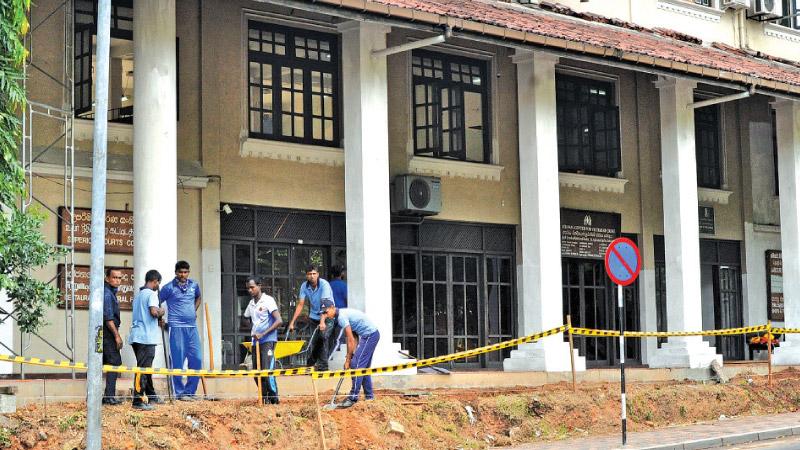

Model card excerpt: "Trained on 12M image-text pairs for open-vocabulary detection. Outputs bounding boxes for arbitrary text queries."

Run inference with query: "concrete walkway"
[503,411,800,450]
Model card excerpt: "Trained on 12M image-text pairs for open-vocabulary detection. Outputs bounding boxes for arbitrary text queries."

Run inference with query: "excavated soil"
[5,369,800,449]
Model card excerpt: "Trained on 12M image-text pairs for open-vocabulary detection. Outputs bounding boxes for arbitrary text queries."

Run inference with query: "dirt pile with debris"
[4,370,800,449]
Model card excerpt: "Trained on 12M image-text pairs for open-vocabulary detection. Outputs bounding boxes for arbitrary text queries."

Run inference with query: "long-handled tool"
[321,377,344,411]
[161,326,174,403]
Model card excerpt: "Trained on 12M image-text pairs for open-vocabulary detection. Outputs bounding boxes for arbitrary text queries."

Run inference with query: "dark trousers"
[306,318,335,371]
[131,343,156,405]
[102,337,122,399]
[252,341,279,404]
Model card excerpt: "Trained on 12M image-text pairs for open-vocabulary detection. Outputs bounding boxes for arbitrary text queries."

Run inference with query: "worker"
[243,276,282,404]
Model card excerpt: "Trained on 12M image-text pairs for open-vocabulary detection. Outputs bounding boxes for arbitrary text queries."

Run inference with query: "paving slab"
[503,411,800,450]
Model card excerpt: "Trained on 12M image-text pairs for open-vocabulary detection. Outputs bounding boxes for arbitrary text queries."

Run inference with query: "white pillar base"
[328,342,417,375]
[503,336,586,372]
[771,339,800,366]
[648,338,721,369]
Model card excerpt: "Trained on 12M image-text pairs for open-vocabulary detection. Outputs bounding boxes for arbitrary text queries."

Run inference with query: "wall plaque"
[560,209,621,259]
[58,265,135,311]
[58,207,134,254]
[699,206,715,235]
[766,250,783,321]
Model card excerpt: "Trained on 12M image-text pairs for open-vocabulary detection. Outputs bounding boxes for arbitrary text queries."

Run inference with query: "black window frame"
[780,0,800,30]
[772,110,780,196]
[555,73,621,177]
[75,0,133,40]
[411,49,492,164]
[247,21,341,148]
[694,98,722,189]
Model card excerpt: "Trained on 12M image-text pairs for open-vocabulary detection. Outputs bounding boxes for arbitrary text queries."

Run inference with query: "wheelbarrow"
[240,328,316,369]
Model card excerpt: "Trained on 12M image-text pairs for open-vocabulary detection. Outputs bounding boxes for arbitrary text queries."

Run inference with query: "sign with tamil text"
[58,207,134,254]
[766,250,783,321]
[560,209,620,259]
[57,264,134,311]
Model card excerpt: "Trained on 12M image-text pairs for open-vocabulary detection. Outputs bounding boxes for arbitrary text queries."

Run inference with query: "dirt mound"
[4,370,800,449]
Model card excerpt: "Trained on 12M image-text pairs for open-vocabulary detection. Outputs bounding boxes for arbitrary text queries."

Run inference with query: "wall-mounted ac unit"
[722,0,750,10]
[749,0,783,18]
[392,175,442,216]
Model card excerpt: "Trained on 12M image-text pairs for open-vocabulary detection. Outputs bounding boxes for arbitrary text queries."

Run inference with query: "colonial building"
[10,0,800,375]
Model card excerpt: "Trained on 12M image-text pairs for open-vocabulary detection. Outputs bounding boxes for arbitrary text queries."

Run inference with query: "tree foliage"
[0,0,66,334]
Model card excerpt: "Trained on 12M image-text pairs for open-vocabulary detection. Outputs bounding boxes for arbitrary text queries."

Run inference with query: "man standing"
[318,299,380,408]
[102,268,123,405]
[288,265,334,371]
[329,265,347,309]
[129,270,165,410]
[243,277,282,404]
[159,261,202,401]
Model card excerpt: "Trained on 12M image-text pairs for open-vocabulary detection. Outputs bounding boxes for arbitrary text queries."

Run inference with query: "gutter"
[258,0,800,99]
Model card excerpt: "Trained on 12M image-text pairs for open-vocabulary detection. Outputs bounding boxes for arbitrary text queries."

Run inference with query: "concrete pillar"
[338,21,410,370]
[132,0,177,368]
[503,50,584,372]
[772,100,800,365]
[649,76,720,368]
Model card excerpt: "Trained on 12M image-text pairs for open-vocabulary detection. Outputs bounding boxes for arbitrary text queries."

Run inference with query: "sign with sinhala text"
[766,250,783,321]
[58,207,134,254]
[699,206,715,235]
[57,265,134,311]
[560,209,620,259]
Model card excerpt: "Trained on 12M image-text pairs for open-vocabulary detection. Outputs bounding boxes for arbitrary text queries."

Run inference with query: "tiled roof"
[302,0,800,95]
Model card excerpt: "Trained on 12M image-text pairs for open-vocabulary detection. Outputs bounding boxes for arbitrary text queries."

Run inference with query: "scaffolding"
[7,0,78,378]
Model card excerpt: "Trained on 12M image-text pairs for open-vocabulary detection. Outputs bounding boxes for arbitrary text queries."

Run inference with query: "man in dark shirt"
[103,268,123,405]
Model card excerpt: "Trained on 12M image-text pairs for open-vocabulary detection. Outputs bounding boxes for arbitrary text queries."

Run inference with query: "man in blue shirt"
[159,261,202,400]
[103,268,124,405]
[318,299,380,408]
[243,277,283,404]
[129,270,166,410]
[288,264,335,371]
[329,265,347,309]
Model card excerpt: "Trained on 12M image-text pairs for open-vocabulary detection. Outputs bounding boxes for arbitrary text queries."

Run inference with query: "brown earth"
[4,369,800,450]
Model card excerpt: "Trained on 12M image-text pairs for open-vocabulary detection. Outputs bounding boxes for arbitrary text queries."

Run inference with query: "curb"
[635,425,800,450]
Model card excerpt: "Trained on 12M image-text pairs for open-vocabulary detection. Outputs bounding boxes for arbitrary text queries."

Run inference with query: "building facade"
[11,0,800,374]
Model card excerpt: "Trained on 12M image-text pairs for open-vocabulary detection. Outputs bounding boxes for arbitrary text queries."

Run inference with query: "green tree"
[0,0,65,334]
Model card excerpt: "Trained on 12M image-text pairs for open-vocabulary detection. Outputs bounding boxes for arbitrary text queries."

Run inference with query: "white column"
[649,76,720,368]
[503,50,584,372]
[337,21,411,371]
[772,100,800,365]
[133,0,177,368]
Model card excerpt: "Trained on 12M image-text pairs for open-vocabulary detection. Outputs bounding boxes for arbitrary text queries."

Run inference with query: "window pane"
[465,91,484,162]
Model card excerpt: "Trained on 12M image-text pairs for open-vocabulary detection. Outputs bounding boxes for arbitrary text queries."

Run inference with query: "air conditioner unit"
[392,175,441,216]
[722,0,750,10]
[749,0,782,18]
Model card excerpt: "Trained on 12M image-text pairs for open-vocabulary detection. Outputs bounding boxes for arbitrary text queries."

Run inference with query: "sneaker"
[102,397,122,405]
[148,396,164,404]
[337,399,356,409]
[178,395,199,402]
[132,403,155,411]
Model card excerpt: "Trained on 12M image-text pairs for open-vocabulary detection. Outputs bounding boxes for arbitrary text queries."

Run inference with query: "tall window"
[694,100,722,189]
[780,0,799,29]
[411,50,490,163]
[556,74,621,177]
[247,21,340,147]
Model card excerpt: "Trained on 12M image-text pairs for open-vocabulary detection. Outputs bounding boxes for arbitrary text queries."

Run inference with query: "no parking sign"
[604,237,641,286]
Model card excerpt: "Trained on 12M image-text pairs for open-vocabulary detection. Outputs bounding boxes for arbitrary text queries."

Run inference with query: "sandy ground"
[3,369,800,449]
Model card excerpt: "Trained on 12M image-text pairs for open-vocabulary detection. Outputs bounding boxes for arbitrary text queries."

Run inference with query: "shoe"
[337,399,356,409]
[148,396,164,404]
[132,403,155,411]
[314,365,329,372]
[178,395,199,402]
[102,398,121,405]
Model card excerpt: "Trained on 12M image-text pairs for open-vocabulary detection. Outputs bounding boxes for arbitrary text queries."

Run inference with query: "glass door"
[562,259,613,367]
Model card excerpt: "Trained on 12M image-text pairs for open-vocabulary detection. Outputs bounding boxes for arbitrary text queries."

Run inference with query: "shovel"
[321,377,344,411]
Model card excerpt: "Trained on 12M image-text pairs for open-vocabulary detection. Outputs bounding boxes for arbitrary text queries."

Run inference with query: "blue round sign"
[604,238,641,286]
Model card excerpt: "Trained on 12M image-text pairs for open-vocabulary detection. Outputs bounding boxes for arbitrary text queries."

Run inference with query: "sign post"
[604,237,641,446]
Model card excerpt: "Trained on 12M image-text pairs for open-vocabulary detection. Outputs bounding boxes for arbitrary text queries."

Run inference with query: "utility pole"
[85,0,111,448]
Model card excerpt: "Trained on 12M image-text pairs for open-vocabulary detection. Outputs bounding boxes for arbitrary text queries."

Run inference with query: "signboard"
[766,250,783,321]
[604,238,642,286]
[58,207,134,254]
[698,206,715,235]
[57,265,135,311]
[560,209,620,259]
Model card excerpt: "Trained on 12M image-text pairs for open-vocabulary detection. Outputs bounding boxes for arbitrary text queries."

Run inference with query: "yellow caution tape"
[625,324,768,338]
[571,327,620,337]
[311,325,567,379]
[772,328,800,335]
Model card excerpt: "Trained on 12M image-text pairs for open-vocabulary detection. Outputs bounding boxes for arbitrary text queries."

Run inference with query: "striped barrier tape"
[571,327,619,337]
[772,328,800,335]
[624,324,768,338]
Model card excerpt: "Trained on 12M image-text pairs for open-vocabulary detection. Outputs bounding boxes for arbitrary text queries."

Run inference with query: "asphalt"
[502,411,800,450]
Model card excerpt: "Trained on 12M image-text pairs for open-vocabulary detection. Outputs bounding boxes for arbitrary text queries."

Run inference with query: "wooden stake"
[767,321,773,387]
[310,376,329,450]
[205,303,215,370]
[255,341,263,406]
[567,315,577,392]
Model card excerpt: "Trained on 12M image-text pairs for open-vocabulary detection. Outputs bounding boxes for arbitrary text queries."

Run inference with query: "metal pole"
[566,315,577,392]
[86,0,111,448]
[618,283,627,446]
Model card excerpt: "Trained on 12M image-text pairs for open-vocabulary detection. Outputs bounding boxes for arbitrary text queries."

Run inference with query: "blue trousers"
[348,330,380,402]
[169,326,202,397]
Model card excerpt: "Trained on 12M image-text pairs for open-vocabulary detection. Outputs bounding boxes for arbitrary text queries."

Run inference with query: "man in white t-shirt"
[243,277,283,404]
